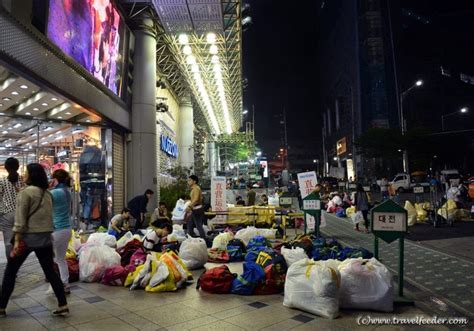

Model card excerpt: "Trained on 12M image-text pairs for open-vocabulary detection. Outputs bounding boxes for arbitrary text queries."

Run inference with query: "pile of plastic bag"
[125,251,192,292]
[283,257,394,318]
[87,233,117,248]
[404,201,417,226]
[79,245,121,282]
[437,199,457,221]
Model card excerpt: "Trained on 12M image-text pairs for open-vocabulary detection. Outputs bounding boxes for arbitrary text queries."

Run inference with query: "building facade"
[318,0,399,179]
[0,0,243,225]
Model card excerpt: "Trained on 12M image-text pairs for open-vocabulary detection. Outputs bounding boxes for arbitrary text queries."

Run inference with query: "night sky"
[242,0,320,157]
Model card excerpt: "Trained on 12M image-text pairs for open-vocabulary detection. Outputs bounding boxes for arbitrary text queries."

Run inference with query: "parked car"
[441,169,461,187]
[389,172,430,193]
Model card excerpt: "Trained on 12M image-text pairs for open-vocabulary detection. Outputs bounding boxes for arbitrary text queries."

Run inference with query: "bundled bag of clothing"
[102,265,129,286]
[227,239,247,262]
[212,232,234,250]
[247,235,271,251]
[235,226,259,245]
[338,258,393,312]
[87,233,117,248]
[231,261,266,295]
[79,245,121,282]
[283,258,340,319]
[208,248,230,263]
[179,237,208,270]
[196,265,236,294]
[281,247,307,267]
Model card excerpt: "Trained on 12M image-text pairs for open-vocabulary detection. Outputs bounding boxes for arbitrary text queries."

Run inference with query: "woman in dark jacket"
[0,164,68,317]
[354,184,370,233]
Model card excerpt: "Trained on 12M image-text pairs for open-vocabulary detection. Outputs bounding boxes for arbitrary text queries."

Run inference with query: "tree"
[159,166,190,213]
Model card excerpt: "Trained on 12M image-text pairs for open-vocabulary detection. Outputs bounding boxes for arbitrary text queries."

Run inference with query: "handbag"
[10,189,46,258]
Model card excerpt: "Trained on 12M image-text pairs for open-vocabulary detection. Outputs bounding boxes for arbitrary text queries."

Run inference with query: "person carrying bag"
[0,163,68,318]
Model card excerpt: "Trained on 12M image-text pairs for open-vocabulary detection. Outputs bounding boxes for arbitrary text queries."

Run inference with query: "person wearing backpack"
[0,157,24,259]
[0,163,68,317]
[48,170,73,295]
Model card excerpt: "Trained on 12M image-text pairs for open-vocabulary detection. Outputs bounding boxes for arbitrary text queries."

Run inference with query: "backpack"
[255,251,287,272]
[208,248,230,263]
[197,265,236,294]
[231,262,266,295]
[245,246,274,264]
[228,239,246,253]
[254,263,286,295]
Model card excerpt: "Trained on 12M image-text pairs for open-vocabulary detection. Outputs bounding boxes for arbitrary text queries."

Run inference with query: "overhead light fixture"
[186,55,196,65]
[65,112,71,115]
[5,144,11,147]
[1,131,7,134]
[2,97,11,101]
[178,34,189,45]
[209,45,218,55]
[11,91,19,96]
[0,147,5,150]
[74,104,81,109]
[20,85,28,89]
[0,103,3,107]
[44,126,52,131]
[51,97,58,101]
[25,112,31,115]
[55,135,64,140]
[28,128,33,132]
[206,32,217,44]
[41,103,48,106]
[7,127,12,130]
[86,119,91,123]
[33,107,39,111]
[191,64,199,73]
[211,55,220,64]
[41,142,48,145]
[182,45,192,55]
[0,113,5,116]
[13,123,22,128]
[57,116,63,119]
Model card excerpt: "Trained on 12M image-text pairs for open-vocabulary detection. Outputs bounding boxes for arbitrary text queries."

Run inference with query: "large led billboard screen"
[47,0,125,96]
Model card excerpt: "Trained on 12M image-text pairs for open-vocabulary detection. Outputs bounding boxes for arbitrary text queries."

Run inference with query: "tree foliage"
[159,166,190,211]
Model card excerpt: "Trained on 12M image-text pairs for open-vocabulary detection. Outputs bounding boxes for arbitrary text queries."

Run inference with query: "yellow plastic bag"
[124,265,144,287]
[346,206,356,218]
[145,268,177,292]
[437,199,457,221]
[404,201,417,226]
[414,203,428,222]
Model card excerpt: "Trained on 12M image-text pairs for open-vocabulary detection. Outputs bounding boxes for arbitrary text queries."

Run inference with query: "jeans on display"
[53,229,72,285]
[187,207,206,239]
[0,245,67,309]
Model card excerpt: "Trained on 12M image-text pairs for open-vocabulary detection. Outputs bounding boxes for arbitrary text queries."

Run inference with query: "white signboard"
[303,199,321,211]
[363,186,371,192]
[373,212,407,232]
[306,215,316,231]
[413,186,424,194]
[297,171,318,199]
[211,176,227,223]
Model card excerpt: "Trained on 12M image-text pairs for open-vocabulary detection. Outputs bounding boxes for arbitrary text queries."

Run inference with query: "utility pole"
[283,107,289,170]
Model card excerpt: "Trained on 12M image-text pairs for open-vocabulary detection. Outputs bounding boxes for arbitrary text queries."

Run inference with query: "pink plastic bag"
[102,265,128,286]
[128,248,147,268]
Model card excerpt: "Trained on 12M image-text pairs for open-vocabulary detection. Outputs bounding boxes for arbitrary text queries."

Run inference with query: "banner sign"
[297,171,318,199]
[211,176,227,223]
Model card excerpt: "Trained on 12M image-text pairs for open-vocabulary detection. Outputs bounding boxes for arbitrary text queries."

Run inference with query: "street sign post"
[371,199,411,302]
[302,192,321,236]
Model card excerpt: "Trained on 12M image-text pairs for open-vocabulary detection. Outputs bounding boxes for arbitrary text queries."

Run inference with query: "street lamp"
[400,79,423,173]
[243,110,248,115]
[441,107,469,131]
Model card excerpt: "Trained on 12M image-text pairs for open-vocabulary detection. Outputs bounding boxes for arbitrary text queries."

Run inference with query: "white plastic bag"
[79,245,121,282]
[212,232,234,250]
[281,247,307,267]
[116,231,134,250]
[283,258,340,319]
[131,254,154,290]
[171,199,190,222]
[332,195,342,206]
[149,261,170,288]
[171,224,187,242]
[179,237,208,270]
[235,226,259,245]
[87,233,117,248]
[351,211,363,225]
[338,258,393,312]
[256,228,277,239]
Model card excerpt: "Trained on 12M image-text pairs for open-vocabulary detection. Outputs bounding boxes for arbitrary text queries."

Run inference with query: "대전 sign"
[373,212,407,232]
[160,135,178,158]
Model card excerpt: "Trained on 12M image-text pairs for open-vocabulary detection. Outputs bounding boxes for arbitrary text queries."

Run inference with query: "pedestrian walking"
[354,184,370,233]
[246,183,256,206]
[380,177,389,200]
[48,169,73,295]
[186,175,206,239]
[0,163,68,317]
[0,158,24,259]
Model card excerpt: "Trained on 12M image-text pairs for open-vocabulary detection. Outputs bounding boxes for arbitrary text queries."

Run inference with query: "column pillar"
[128,14,158,209]
[178,96,194,170]
[208,142,217,177]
